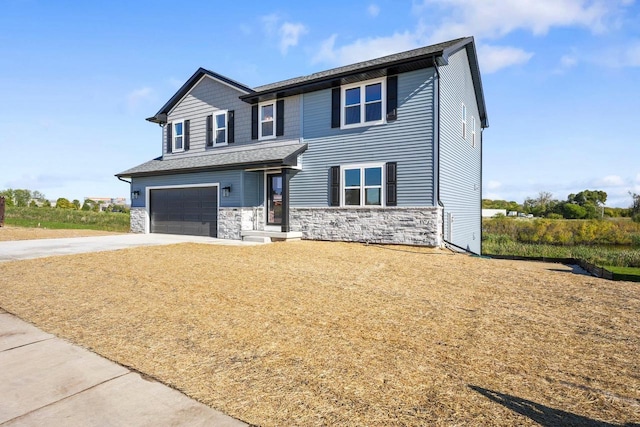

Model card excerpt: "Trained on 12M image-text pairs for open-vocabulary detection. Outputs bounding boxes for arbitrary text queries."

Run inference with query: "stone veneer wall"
[130,207,146,233]
[289,207,443,247]
[218,207,265,240]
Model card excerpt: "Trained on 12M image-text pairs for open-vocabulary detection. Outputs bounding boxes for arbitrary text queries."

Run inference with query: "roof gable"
[146,68,254,124]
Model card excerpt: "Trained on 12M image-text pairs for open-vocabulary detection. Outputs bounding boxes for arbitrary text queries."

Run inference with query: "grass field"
[0,241,638,426]
[3,206,129,232]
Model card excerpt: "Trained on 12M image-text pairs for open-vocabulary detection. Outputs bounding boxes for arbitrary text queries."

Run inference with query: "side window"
[461,103,467,139]
[471,116,476,148]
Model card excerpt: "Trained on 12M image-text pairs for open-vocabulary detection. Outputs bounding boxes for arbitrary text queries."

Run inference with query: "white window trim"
[213,110,228,147]
[258,101,276,141]
[172,120,185,153]
[340,162,386,207]
[471,115,476,148]
[341,77,386,129]
[461,103,467,139]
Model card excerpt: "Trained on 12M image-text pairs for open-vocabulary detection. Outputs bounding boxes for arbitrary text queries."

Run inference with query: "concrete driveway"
[0,309,246,426]
[0,233,261,262]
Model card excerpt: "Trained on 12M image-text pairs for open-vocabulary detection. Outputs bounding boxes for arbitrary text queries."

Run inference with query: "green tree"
[13,189,32,207]
[82,199,100,212]
[72,199,81,210]
[29,200,38,208]
[55,197,75,209]
[523,191,557,217]
[630,192,640,223]
[42,199,52,208]
[562,203,587,219]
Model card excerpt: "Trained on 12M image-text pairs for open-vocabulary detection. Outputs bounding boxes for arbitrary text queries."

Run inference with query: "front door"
[267,173,283,226]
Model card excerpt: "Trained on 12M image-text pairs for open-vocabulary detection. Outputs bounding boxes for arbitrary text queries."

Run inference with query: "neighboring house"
[116,36,488,254]
[482,209,507,218]
[84,197,127,211]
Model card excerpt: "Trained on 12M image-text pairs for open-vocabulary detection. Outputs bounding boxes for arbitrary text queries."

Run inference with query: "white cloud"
[418,0,617,43]
[486,180,502,190]
[478,44,534,73]
[599,175,625,186]
[312,31,421,66]
[623,41,640,66]
[368,4,380,17]
[126,87,153,111]
[279,22,308,55]
[262,14,308,55]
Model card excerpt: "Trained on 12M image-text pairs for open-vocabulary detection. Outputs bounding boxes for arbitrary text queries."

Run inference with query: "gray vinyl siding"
[131,170,249,208]
[291,68,436,207]
[163,76,301,157]
[164,76,251,157]
[438,47,482,254]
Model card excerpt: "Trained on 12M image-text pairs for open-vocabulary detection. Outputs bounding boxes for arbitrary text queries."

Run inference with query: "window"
[461,103,467,139]
[173,121,184,152]
[259,101,276,140]
[341,78,386,128]
[471,115,476,148]
[214,111,227,145]
[342,164,384,206]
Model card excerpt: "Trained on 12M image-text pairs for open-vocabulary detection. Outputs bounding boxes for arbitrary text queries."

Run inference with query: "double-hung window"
[343,164,384,206]
[214,110,227,146]
[341,78,386,129]
[471,115,476,148]
[259,101,276,140]
[173,121,184,152]
[461,103,467,139]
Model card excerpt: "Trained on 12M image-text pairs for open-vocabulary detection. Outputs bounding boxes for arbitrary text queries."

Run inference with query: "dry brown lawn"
[0,240,638,426]
[0,225,121,241]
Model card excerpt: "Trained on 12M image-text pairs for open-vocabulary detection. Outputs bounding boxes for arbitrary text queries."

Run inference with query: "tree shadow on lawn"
[468,385,638,427]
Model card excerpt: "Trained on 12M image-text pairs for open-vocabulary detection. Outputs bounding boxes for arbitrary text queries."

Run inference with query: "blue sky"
[1,0,639,207]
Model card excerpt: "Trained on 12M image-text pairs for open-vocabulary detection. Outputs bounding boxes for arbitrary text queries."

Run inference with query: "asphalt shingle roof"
[116,142,307,177]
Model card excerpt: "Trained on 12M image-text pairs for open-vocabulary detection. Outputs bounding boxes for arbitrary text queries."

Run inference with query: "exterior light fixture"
[222,186,231,197]
[131,190,140,200]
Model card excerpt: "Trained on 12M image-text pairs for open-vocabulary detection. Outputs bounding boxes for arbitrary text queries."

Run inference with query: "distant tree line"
[0,188,128,214]
[483,189,640,222]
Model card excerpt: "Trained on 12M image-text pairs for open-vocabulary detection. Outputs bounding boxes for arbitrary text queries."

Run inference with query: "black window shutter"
[386,76,398,121]
[228,110,235,143]
[206,115,213,147]
[329,165,340,206]
[331,88,341,128]
[166,124,172,153]
[251,105,258,140]
[184,120,190,150]
[386,162,397,206]
[276,100,284,136]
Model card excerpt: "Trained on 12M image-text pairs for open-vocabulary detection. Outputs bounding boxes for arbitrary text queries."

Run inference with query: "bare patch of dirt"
[0,226,122,241]
[0,241,638,426]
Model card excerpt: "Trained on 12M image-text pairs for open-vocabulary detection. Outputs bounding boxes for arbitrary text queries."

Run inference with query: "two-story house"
[116,36,488,254]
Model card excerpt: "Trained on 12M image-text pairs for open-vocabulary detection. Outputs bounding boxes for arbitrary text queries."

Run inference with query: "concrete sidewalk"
[0,309,247,426]
[0,233,261,262]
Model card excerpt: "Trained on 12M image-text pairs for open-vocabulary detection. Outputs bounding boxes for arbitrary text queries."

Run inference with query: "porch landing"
[241,230,303,243]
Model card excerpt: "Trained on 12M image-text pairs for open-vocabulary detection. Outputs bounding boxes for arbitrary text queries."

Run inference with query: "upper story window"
[471,115,476,148]
[173,121,184,152]
[259,101,276,140]
[461,103,467,139]
[341,78,386,129]
[214,110,227,145]
[343,163,384,206]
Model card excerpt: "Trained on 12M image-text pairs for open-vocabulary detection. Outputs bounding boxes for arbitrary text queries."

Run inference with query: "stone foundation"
[130,207,146,233]
[218,207,265,240]
[289,207,443,247]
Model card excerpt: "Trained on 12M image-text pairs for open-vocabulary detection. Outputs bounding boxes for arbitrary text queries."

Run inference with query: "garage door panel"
[150,187,218,237]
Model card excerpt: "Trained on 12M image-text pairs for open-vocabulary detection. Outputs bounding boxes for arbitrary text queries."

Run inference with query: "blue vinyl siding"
[438,46,482,254]
[131,170,261,208]
[291,68,436,207]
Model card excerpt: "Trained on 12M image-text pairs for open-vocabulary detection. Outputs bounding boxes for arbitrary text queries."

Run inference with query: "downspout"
[433,58,446,246]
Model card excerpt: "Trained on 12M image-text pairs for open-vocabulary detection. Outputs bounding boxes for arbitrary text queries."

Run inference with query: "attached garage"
[149,186,218,237]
